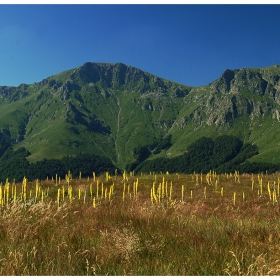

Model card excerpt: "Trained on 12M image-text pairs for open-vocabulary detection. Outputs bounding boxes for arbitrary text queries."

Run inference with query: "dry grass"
[0,172,280,275]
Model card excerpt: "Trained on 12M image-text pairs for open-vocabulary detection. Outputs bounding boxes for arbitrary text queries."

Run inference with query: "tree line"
[0,146,116,183]
[134,135,280,174]
[1,133,280,183]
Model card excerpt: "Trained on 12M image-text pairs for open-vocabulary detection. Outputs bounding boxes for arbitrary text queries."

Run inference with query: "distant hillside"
[1,62,280,174]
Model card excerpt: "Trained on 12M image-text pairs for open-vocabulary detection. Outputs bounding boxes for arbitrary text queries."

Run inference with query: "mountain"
[1,62,280,172]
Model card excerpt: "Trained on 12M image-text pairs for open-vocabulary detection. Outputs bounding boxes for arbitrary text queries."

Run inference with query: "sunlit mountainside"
[1,62,280,178]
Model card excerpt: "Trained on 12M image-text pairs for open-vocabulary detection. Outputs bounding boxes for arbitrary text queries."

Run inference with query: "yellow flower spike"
[169,182,173,201]
[78,189,81,200]
[62,185,65,201]
[267,182,271,200]
[93,197,96,208]
[190,190,193,199]
[153,185,157,203]
[233,192,236,206]
[109,185,112,201]
[5,182,10,204]
[96,180,99,199]
[68,186,72,202]
[101,183,104,199]
[181,185,184,202]
[93,172,96,182]
[90,183,93,198]
[158,184,161,203]
[165,181,168,200]
[204,186,207,200]
[0,186,2,206]
[84,190,87,204]
[133,182,135,199]
[57,188,60,207]
[13,185,16,203]
[161,181,165,198]
[135,179,139,197]
[11,182,13,199]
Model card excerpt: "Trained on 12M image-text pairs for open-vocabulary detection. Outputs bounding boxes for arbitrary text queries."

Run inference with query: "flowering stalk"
[62,185,65,201]
[267,182,271,201]
[57,188,60,207]
[90,184,93,198]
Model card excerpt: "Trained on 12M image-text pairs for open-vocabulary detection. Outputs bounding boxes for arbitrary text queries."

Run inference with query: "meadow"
[0,170,280,275]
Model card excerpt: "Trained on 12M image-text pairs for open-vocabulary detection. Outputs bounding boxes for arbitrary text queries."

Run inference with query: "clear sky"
[0,3,280,87]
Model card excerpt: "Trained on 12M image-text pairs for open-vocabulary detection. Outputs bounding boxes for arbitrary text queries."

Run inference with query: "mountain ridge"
[1,62,280,171]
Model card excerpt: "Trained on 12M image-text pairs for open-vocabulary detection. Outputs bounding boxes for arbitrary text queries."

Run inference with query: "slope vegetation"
[0,63,280,175]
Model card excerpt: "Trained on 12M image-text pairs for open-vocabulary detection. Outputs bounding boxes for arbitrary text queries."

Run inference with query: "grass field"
[0,170,280,275]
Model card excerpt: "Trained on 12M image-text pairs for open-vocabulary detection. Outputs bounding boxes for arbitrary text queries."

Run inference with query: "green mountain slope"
[1,62,280,171]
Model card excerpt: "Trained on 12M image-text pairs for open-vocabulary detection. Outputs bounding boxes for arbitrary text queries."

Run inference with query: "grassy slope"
[1,63,280,168]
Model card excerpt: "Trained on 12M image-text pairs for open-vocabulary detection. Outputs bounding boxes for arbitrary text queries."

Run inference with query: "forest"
[134,135,280,174]
[0,147,116,183]
[0,134,280,183]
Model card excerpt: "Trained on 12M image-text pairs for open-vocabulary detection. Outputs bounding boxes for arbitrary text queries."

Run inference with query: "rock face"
[180,66,280,130]
[71,62,169,92]
[1,62,280,167]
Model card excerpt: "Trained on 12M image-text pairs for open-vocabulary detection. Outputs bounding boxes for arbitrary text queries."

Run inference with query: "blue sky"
[0,4,280,87]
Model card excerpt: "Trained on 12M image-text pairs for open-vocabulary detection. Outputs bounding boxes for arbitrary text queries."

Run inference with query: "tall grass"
[0,172,280,275]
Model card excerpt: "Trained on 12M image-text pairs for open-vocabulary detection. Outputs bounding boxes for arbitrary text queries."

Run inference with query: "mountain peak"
[2,62,280,170]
